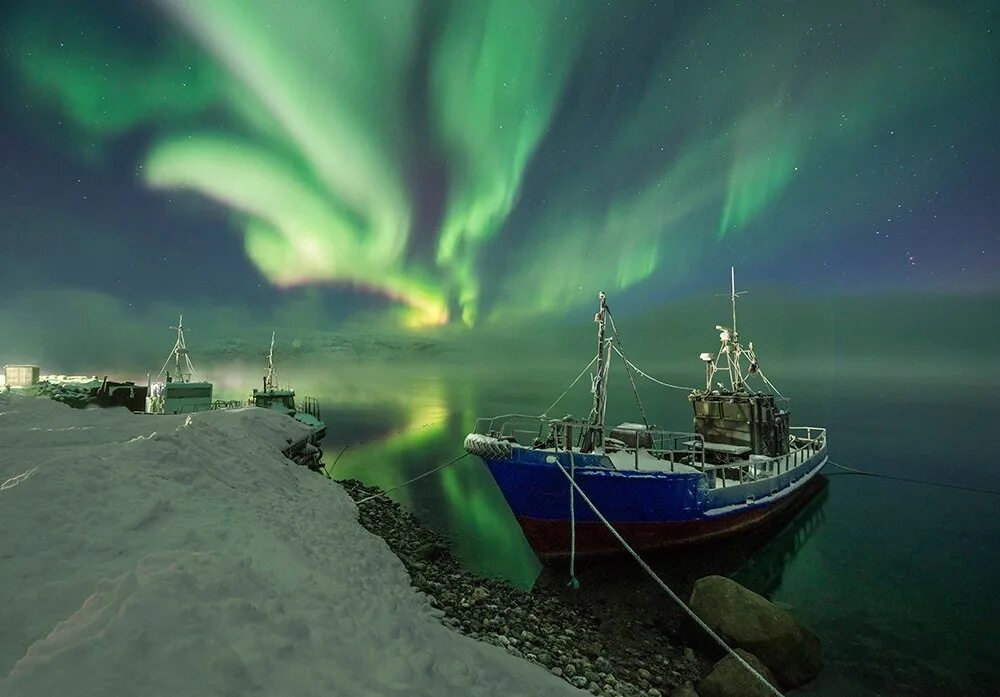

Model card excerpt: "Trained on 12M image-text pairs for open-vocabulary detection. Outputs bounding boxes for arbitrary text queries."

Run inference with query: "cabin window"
[722,402,749,420]
[696,401,721,417]
[164,387,211,399]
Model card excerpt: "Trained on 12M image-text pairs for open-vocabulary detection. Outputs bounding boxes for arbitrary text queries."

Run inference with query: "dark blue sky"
[0,0,997,331]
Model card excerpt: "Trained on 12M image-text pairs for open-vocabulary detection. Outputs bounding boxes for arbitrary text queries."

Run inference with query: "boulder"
[697,649,775,697]
[670,682,700,697]
[689,575,821,688]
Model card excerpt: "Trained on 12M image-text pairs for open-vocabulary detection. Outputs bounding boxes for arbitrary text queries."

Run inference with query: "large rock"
[670,682,700,697]
[689,575,821,688]
[697,649,776,697]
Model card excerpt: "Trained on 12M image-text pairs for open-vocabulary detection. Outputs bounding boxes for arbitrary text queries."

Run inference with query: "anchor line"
[549,457,784,697]
[354,453,470,505]
[321,412,463,477]
[825,459,1000,497]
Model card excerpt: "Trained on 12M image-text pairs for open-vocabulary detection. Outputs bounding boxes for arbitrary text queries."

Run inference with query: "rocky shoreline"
[338,478,706,697]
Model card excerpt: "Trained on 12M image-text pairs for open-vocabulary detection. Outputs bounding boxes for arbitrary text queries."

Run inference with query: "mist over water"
[2,291,997,694]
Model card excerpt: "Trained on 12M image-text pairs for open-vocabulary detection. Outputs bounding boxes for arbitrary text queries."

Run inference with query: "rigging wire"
[612,346,696,392]
[606,310,649,428]
[540,355,599,418]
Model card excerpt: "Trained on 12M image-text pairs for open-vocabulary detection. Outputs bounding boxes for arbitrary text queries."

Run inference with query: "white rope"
[1,466,37,491]
[548,457,785,697]
[355,453,470,505]
[562,444,579,587]
[541,355,598,418]
[612,346,696,392]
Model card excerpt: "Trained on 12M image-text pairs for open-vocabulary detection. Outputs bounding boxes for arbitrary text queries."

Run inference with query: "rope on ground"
[354,453,471,505]
[611,346,696,392]
[825,459,1000,497]
[548,457,785,697]
[540,355,599,418]
[1,466,37,491]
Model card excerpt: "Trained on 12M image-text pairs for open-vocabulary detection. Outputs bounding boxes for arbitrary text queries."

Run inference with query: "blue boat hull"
[479,446,828,559]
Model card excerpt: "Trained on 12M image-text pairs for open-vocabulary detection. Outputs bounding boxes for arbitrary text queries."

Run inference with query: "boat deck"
[531,442,814,490]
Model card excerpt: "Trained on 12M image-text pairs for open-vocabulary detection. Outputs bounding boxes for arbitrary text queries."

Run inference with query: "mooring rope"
[1,466,37,491]
[354,453,470,505]
[557,443,580,589]
[548,457,785,697]
[825,459,1000,497]
[323,412,463,478]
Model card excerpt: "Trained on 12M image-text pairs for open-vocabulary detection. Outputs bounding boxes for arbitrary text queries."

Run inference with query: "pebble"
[338,478,705,697]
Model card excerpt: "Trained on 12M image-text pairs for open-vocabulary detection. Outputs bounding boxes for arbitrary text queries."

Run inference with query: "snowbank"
[0,395,581,697]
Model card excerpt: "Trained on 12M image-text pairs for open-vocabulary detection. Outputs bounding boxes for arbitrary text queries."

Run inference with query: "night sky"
[1,0,997,334]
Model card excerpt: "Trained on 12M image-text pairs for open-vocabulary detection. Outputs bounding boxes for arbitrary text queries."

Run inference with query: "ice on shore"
[0,395,581,696]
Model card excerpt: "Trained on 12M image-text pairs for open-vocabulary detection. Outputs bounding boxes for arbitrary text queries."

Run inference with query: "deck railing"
[473,415,826,485]
[698,426,827,487]
[472,414,707,470]
[300,396,321,420]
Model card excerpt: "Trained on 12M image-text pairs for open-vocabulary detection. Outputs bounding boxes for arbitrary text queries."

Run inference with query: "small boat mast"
[699,268,772,395]
[264,331,277,391]
[581,291,612,453]
[156,314,200,383]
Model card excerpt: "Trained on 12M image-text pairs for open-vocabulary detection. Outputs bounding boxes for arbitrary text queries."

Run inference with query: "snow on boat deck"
[0,395,582,697]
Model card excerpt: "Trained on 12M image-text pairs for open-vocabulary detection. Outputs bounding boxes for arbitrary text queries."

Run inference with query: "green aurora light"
[5,0,995,327]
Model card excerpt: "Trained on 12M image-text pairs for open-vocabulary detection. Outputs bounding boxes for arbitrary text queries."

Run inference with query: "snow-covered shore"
[0,395,582,697]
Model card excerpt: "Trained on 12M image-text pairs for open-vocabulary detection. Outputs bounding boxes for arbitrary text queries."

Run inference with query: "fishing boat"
[464,270,828,560]
[145,315,214,414]
[249,332,327,443]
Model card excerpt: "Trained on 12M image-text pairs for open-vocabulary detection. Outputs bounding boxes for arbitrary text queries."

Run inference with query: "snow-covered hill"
[0,395,580,696]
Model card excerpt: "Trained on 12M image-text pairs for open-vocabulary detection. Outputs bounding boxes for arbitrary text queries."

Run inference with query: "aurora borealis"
[1,0,997,330]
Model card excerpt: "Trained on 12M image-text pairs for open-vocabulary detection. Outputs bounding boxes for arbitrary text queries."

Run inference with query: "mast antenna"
[157,314,199,382]
[730,266,747,339]
[265,331,276,390]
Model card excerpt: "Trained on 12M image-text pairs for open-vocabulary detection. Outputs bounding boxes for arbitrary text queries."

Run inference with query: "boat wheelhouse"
[464,270,828,560]
[145,315,214,415]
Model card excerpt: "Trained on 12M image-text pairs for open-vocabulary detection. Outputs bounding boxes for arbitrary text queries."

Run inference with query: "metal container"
[3,365,40,388]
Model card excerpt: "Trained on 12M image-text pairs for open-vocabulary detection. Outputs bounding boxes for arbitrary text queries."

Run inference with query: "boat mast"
[582,291,610,453]
[157,314,198,382]
[731,266,738,340]
[728,267,745,391]
[702,268,749,392]
[265,331,276,390]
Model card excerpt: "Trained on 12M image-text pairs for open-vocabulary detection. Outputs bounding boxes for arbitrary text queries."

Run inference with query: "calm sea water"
[283,360,998,696]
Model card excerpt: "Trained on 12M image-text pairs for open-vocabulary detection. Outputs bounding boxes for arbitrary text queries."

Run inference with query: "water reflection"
[267,356,997,695]
[733,482,829,599]
[321,370,541,588]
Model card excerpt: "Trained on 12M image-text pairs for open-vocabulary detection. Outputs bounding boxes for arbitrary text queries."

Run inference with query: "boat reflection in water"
[321,377,542,588]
